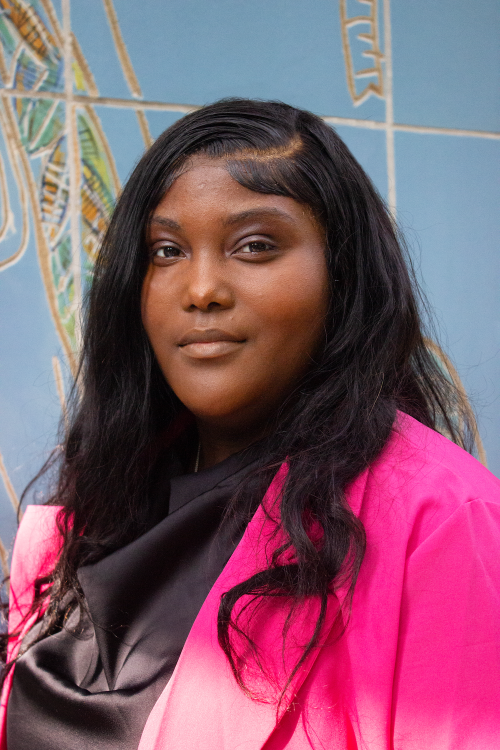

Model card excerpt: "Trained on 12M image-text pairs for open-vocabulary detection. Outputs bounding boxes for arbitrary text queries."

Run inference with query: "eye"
[155,246,181,258]
[236,240,275,255]
[151,245,184,265]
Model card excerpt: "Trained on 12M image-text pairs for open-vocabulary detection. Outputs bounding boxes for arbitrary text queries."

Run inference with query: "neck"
[195,419,268,470]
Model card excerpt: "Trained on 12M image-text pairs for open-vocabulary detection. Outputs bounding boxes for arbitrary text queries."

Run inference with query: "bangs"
[164,133,326,225]
[225,139,326,227]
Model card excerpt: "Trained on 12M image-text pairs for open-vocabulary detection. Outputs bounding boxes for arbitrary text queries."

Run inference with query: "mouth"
[178,328,246,359]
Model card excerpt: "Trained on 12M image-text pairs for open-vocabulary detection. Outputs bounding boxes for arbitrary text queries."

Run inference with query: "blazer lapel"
[138,465,352,750]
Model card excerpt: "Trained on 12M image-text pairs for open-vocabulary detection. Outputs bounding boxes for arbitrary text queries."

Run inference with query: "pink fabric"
[0,505,62,750]
[2,414,500,748]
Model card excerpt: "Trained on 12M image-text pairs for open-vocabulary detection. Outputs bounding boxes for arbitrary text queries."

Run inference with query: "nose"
[181,251,235,312]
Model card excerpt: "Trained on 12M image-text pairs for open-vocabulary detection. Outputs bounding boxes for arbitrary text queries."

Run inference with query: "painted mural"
[0,0,497,568]
[340,0,384,106]
[0,0,126,567]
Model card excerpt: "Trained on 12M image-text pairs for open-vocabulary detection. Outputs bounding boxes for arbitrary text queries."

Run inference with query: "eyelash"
[153,245,182,259]
[236,240,275,254]
[151,239,276,260]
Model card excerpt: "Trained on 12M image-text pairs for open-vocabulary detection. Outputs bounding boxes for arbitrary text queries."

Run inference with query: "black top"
[7,448,259,750]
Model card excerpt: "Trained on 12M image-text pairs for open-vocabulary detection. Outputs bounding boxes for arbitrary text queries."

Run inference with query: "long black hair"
[1,98,476,697]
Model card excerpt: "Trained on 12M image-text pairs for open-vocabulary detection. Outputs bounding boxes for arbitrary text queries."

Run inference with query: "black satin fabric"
[7,449,258,750]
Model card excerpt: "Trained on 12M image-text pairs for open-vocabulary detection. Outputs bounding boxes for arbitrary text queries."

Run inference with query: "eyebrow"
[149,207,297,232]
[149,216,182,230]
[222,207,297,227]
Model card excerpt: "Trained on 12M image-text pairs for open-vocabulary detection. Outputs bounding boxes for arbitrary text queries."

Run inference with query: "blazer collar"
[138,464,369,750]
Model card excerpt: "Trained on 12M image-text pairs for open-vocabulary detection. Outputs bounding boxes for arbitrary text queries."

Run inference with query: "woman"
[1,99,499,749]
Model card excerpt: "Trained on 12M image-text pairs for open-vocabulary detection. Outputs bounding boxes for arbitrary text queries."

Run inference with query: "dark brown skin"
[141,157,329,469]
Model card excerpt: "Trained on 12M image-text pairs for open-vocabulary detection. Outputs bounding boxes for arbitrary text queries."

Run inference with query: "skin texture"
[141,157,329,469]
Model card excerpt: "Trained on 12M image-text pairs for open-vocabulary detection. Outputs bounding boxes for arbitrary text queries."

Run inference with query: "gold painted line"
[345,16,373,29]
[356,66,382,78]
[102,0,142,99]
[339,0,384,107]
[29,98,60,152]
[0,105,30,270]
[0,536,9,586]
[339,0,359,107]
[136,108,153,148]
[71,33,99,97]
[0,151,11,243]
[39,0,64,47]
[0,451,20,514]
[83,103,121,195]
[0,97,77,374]
[52,355,68,428]
[0,35,8,83]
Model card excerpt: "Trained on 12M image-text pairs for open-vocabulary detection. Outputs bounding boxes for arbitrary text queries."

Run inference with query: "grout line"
[0,88,499,139]
[323,115,385,130]
[62,0,82,350]
[383,0,396,216]
[73,94,198,113]
[393,123,500,140]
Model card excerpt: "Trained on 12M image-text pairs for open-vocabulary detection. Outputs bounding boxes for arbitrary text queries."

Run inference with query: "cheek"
[254,264,329,352]
[141,270,172,349]
[141,268,155,332]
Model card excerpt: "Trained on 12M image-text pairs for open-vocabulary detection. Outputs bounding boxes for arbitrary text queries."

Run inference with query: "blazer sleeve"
[0,506,62,750]
[392,497,500,749]
[7,505,62,643]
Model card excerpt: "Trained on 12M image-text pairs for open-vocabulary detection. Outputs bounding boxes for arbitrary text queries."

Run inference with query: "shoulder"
[388,411,500,500]
[9,505,63,632]
[13,505,62,561]
[350,412,500,554]
[12,504,63,581]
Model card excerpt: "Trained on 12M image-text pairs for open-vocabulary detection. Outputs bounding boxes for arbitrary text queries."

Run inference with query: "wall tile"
[335,125,388,201]
[396,132,500,472]
[392,0,500,131]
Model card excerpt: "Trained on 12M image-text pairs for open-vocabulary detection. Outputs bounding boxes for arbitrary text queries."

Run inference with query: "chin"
[185,395,268,432]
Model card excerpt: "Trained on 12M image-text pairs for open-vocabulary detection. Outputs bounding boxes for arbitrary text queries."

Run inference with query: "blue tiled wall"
[0,0,498,556]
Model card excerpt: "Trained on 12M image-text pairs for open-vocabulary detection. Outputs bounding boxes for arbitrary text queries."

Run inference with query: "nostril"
[188,300,223,312]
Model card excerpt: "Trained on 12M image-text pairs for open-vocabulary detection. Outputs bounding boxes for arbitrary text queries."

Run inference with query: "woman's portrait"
[0,4,498,750]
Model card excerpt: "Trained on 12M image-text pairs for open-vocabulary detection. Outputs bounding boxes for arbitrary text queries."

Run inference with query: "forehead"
[150,157,318,229]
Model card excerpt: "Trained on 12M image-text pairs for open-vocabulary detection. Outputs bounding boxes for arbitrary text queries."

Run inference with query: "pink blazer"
[2,413,500,749]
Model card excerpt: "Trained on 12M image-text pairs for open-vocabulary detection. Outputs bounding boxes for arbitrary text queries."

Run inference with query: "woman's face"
[141,157,329,438]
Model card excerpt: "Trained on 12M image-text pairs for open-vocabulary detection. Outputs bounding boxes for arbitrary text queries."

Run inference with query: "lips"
[178,328,245,346]
[178,328,246,359]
